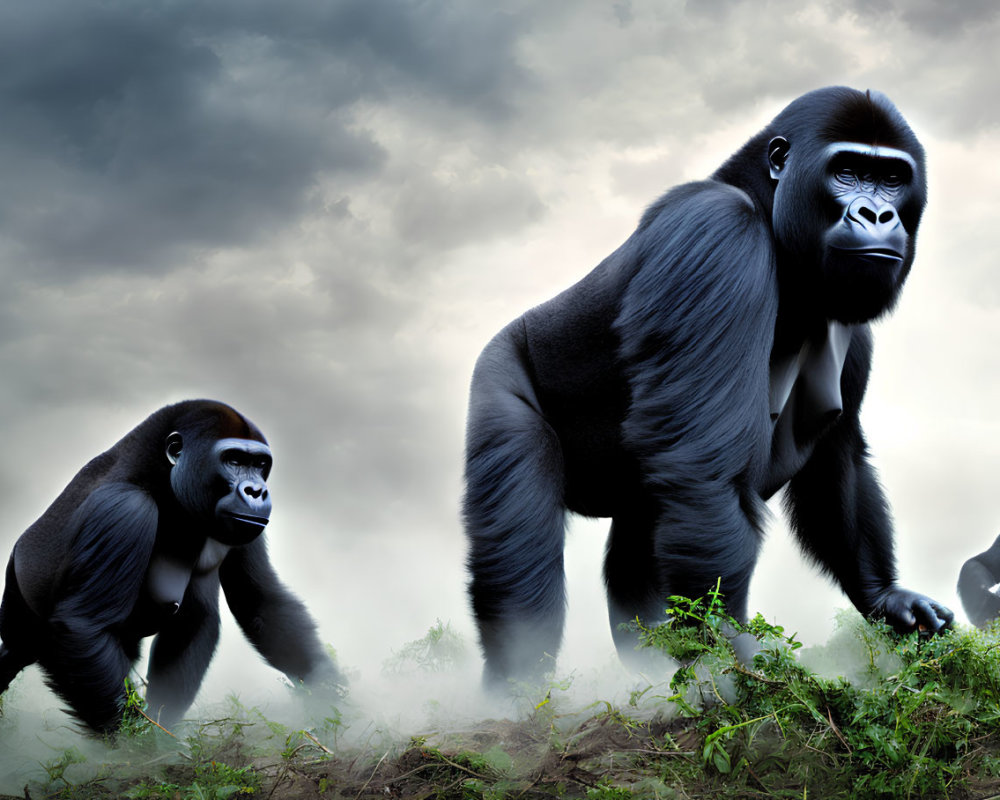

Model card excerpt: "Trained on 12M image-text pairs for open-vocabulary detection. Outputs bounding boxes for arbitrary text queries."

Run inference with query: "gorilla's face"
[166,432,273,545]
[770,137,923,324]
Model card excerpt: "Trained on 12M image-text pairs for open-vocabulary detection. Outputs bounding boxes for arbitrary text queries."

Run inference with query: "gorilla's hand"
[301,658,349,701]
[873,587,954,634]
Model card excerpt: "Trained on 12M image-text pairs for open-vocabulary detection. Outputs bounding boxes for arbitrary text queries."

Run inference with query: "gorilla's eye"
[833,167,856,187]
[883,174,903,189]
[223,452,247,468]
[222,450,270,474]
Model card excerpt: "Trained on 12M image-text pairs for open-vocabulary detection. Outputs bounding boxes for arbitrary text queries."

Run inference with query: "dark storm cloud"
[0,0,532,277]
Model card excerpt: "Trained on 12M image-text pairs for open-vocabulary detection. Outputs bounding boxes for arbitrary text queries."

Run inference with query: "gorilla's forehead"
[212,438,272,455]
[822,141,918,170]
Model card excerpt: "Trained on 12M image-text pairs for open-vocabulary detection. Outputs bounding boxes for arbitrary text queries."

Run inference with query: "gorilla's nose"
[847,196,898,230]
[241,481,268,500]
[237,480,272,518]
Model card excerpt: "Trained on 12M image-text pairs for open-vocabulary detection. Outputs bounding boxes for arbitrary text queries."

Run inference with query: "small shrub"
[381,619,469,674]
[636,583,1000,798]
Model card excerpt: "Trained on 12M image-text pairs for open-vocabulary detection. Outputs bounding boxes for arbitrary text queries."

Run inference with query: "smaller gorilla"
[958,534,1000,628]
[0,400,342,733]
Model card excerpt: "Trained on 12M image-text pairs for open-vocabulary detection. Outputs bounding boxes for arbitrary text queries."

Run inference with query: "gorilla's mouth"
[222,511,270,529]
[833,246,903,262]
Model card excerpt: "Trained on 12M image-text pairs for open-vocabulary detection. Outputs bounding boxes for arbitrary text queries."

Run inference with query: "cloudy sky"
[1,0,999,718]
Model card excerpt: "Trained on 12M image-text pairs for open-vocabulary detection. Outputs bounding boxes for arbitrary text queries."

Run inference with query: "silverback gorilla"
[463,86,954,686]
[0,400,342,733]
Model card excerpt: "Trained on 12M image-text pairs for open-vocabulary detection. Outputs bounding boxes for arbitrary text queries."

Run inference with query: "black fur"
[463,87,953,686]
[0,400,342,733]
[958,534,1000,628]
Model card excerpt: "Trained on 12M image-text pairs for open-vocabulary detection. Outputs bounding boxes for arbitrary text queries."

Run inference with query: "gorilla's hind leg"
[604,510,669,669]
[465,328,568,687]
[39,585,136,733]
[37,632,134,734]
[0,558,41,693]
[0,644,31,694]
[605,505,762,671]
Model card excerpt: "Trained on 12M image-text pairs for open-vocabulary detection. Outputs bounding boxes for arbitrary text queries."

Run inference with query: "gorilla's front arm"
[145,575,222,728]
[612,183,777,620]
[220,537,342,686]
[783,368,951,633]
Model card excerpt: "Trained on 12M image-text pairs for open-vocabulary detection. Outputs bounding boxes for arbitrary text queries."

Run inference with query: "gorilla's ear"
[767,136,790,180]
[165,432,183,466]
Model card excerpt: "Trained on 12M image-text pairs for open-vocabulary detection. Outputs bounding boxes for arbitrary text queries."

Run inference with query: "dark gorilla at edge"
[463,86,954,686]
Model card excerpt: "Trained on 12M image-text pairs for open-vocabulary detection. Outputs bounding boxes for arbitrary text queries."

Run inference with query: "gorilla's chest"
[761,321,853,498]
[134,539,231,632]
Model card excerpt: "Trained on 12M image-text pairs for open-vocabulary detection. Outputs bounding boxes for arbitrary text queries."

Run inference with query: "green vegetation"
[125,760,260,800]
[634,583,1000,798]
[6,601,1000,799]
[382,618,469,674]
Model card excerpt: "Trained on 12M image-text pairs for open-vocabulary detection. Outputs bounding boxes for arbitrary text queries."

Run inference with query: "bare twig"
[302,729,335,756]
[726,661,785,687]
[355,749,390,799]
[137,708,176,738]
[825,707,851,754]
[430,752,490,780]
[618,747,695,757]
[266,764,290,800]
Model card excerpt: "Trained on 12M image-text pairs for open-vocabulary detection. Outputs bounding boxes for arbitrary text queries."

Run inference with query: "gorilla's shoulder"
[637,180,761,234]
[624,179,774,305]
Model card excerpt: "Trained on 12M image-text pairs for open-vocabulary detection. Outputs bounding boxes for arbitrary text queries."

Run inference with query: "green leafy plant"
[126,760,260,799]
[116,676,166,743]
[586,784,634,799]
[40,746,88,789]
[635,584,1000,798]
[381,619,469,674]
